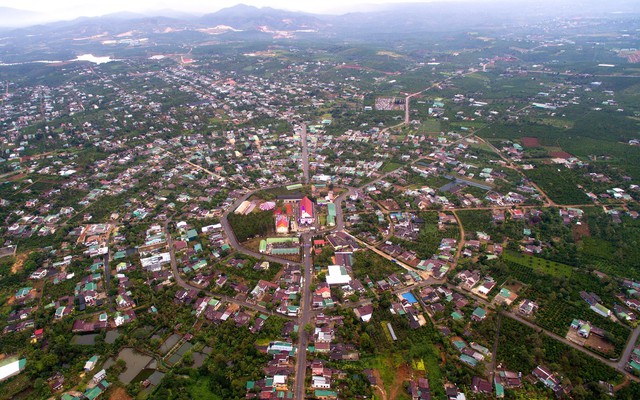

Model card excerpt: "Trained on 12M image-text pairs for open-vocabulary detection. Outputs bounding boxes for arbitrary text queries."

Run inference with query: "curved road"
[164,220,295,319]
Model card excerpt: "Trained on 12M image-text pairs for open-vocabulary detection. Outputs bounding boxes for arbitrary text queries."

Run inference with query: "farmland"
[503,250,573,279]
[497,317,623,390]
[524,165,590,205]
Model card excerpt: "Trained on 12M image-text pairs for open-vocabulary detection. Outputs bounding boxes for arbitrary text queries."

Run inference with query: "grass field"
[503,250,573,278]
[414,119,441,133]
[535,118,575,129]
[188,377,222,400]
[381,161,403,173]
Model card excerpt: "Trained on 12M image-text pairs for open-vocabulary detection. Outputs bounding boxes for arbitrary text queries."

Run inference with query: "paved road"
[618,325,640,370]
[294,234,313,399]
[216,182,351,399]
[332,187,353,232]
[488,312,503,381]
[300,123,309,184]
[103,249,113,312]
[452,210,465,260]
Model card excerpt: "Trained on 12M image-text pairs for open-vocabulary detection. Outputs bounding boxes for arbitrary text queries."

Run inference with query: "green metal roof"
[472,307,486,318]
[315,389,337,397]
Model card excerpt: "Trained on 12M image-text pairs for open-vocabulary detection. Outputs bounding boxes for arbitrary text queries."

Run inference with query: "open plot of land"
[10,252,27,273]
[503,280,525,295]
[109,387,133,400]
[585,334,615,356]
[572,223,591,242]
[521,137,540,147]
[412,119,441,133]
[566,328,587,346]
[549,150,573,159]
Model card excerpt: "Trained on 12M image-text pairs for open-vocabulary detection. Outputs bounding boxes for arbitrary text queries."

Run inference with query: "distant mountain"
[199,4,327,31]
[2,1,640,41]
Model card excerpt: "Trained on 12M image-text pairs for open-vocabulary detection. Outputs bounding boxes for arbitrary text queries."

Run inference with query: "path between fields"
[388,363,411,400]
[372,369,388,400]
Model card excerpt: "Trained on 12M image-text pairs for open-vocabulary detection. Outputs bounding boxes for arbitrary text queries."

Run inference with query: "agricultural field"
[524,165,591,205]
[503,250,573,279]
[455,209,493,236]
[577,208,640,279]
[497,317,623,396]
[535,300,628,357]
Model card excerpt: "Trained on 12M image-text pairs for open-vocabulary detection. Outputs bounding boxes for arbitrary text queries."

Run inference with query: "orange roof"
[276,215,289,228]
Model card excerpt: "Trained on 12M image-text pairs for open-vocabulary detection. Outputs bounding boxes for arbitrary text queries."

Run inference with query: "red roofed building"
[276,215,289,234]
[300,197,314,225]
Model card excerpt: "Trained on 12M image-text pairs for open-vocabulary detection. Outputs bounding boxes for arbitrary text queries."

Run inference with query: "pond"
[159,333,182,355]
[192,352,207,368]
[117,348,154,384]
[167,342,193,366]
[105,330,121,344]
[71,334,97,345]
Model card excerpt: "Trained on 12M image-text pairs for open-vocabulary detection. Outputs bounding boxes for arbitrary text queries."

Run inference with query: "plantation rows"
[541,336,622,384]
[536,301,628,356]
[504,261,544,284]
[497,318,623,386]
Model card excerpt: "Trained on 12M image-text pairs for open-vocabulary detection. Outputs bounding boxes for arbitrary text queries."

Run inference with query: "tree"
[360,332,374,354]
[304,323,314,334]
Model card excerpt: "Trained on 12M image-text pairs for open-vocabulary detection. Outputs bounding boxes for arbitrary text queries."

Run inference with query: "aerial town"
[0,1,639,400]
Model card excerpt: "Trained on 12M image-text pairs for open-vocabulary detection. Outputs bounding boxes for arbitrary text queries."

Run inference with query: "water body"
[105,330,121,344]
[71,333,97,345]
[117,348,153,384]
[73,54,119,64]
[159,333,182,355]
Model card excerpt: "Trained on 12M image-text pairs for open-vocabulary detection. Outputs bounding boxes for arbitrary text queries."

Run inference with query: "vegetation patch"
[227,210,274,242]
[503,250,573,278]
[524,165,590,205]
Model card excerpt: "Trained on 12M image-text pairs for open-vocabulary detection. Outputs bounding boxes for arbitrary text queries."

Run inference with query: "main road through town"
[301,123,310,184]
[294,233,313,399]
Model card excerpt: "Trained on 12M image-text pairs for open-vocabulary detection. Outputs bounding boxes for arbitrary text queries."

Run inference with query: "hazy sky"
[1,0,443,18]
